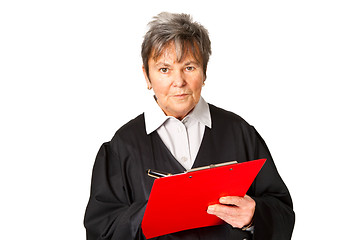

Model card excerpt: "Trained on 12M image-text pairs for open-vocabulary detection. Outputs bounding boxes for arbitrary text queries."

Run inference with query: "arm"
[208,126,295,239]
[250,127,295,239]
[207,195,255,229]
[84,142,146,240]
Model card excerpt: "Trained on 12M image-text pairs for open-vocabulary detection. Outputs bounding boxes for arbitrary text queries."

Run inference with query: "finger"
[219,196,243,206]
[207,204,238,218]
[207,204,246,228]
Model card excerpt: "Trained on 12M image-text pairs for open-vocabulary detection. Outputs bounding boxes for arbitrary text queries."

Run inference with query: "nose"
[172,70,186,87]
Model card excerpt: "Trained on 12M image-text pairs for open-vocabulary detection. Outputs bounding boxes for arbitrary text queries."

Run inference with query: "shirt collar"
[144,96,212,135]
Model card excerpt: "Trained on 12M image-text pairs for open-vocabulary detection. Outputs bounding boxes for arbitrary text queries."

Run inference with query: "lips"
[172,92,191,97]
[173,93,189,97]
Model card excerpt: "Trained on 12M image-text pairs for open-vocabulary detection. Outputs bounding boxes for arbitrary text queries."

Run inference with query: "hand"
[207,195,255,229]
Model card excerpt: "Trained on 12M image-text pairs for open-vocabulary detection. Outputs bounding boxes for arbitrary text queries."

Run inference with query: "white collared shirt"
[144,96,212,170]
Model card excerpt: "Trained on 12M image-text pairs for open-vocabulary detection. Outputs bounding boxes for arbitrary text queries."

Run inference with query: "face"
[143,42,205,120]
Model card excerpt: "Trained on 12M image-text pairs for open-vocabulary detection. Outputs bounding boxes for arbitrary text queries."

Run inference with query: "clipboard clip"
[147,161,238,179]
[147,169,173,179]
[185,161,238,173]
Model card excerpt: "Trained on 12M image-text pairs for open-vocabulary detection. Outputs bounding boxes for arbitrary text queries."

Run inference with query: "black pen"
[147,169,173,179]
[147,161,238,179]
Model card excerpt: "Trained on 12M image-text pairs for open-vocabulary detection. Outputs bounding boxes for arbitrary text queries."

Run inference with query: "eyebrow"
[154,60,200,68]
[184,61,200,66]
[155,62,172,67]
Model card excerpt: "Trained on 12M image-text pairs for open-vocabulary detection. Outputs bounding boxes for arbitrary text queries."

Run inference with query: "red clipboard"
[141,158,266,239]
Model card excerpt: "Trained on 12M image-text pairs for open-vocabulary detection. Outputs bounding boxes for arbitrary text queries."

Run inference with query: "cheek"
[152,81,171,97]
[191,79,204,94]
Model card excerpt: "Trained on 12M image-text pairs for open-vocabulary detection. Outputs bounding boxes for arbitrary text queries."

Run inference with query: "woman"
[84,12,295,240]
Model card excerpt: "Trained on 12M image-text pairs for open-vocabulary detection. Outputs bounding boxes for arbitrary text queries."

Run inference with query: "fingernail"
[207,206,215,213]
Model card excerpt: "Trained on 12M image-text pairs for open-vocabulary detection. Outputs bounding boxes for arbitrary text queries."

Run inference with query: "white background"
[1,0,359,239]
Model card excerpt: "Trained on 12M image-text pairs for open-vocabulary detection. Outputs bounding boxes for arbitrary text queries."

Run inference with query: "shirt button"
[181,157,188,162]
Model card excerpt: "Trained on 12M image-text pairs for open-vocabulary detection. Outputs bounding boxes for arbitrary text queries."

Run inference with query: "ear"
[142,65,152,90]
[202,72,206,86]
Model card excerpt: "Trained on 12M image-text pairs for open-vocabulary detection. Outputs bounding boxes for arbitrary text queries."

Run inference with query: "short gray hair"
[141,12,212,78]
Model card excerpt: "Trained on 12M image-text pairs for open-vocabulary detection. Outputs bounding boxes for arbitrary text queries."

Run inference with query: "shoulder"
[209,104,252,129]
[115,113,146,136]
[208,104,261,143]
[109,113,147,148]
[208,104,264,152]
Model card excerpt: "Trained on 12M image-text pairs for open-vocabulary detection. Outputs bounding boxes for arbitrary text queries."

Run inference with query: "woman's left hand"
[207,195,255,229]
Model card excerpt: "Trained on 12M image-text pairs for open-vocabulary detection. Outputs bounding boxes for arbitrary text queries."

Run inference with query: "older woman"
[84,12,295,240]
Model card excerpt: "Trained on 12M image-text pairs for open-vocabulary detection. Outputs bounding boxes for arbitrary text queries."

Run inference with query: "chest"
[124,126,252,204]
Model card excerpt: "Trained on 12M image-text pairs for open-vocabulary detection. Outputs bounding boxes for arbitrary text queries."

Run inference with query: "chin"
[173,106,195,117]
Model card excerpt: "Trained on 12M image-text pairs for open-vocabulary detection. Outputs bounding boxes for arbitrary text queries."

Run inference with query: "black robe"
[84,104,295,240]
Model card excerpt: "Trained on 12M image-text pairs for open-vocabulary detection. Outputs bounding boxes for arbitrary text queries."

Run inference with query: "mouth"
[172,93,190,99]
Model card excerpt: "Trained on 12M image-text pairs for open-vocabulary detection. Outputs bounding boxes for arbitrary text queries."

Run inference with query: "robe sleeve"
[84,142,147,240]
[250,127,295,240]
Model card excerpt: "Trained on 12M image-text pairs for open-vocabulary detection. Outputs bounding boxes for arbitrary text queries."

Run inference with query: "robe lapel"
[191,126,223,169]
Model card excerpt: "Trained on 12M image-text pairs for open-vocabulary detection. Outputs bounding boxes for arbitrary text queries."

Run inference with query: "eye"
[159,68,169,73]
[185,66,195,71]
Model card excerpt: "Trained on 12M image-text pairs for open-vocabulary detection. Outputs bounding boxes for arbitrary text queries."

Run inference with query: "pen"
[147,169,173,179]
[147,161,238,179]
[186,161,237,173]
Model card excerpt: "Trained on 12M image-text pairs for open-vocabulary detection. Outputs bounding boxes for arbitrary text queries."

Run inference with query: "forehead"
[150,41,202,64]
